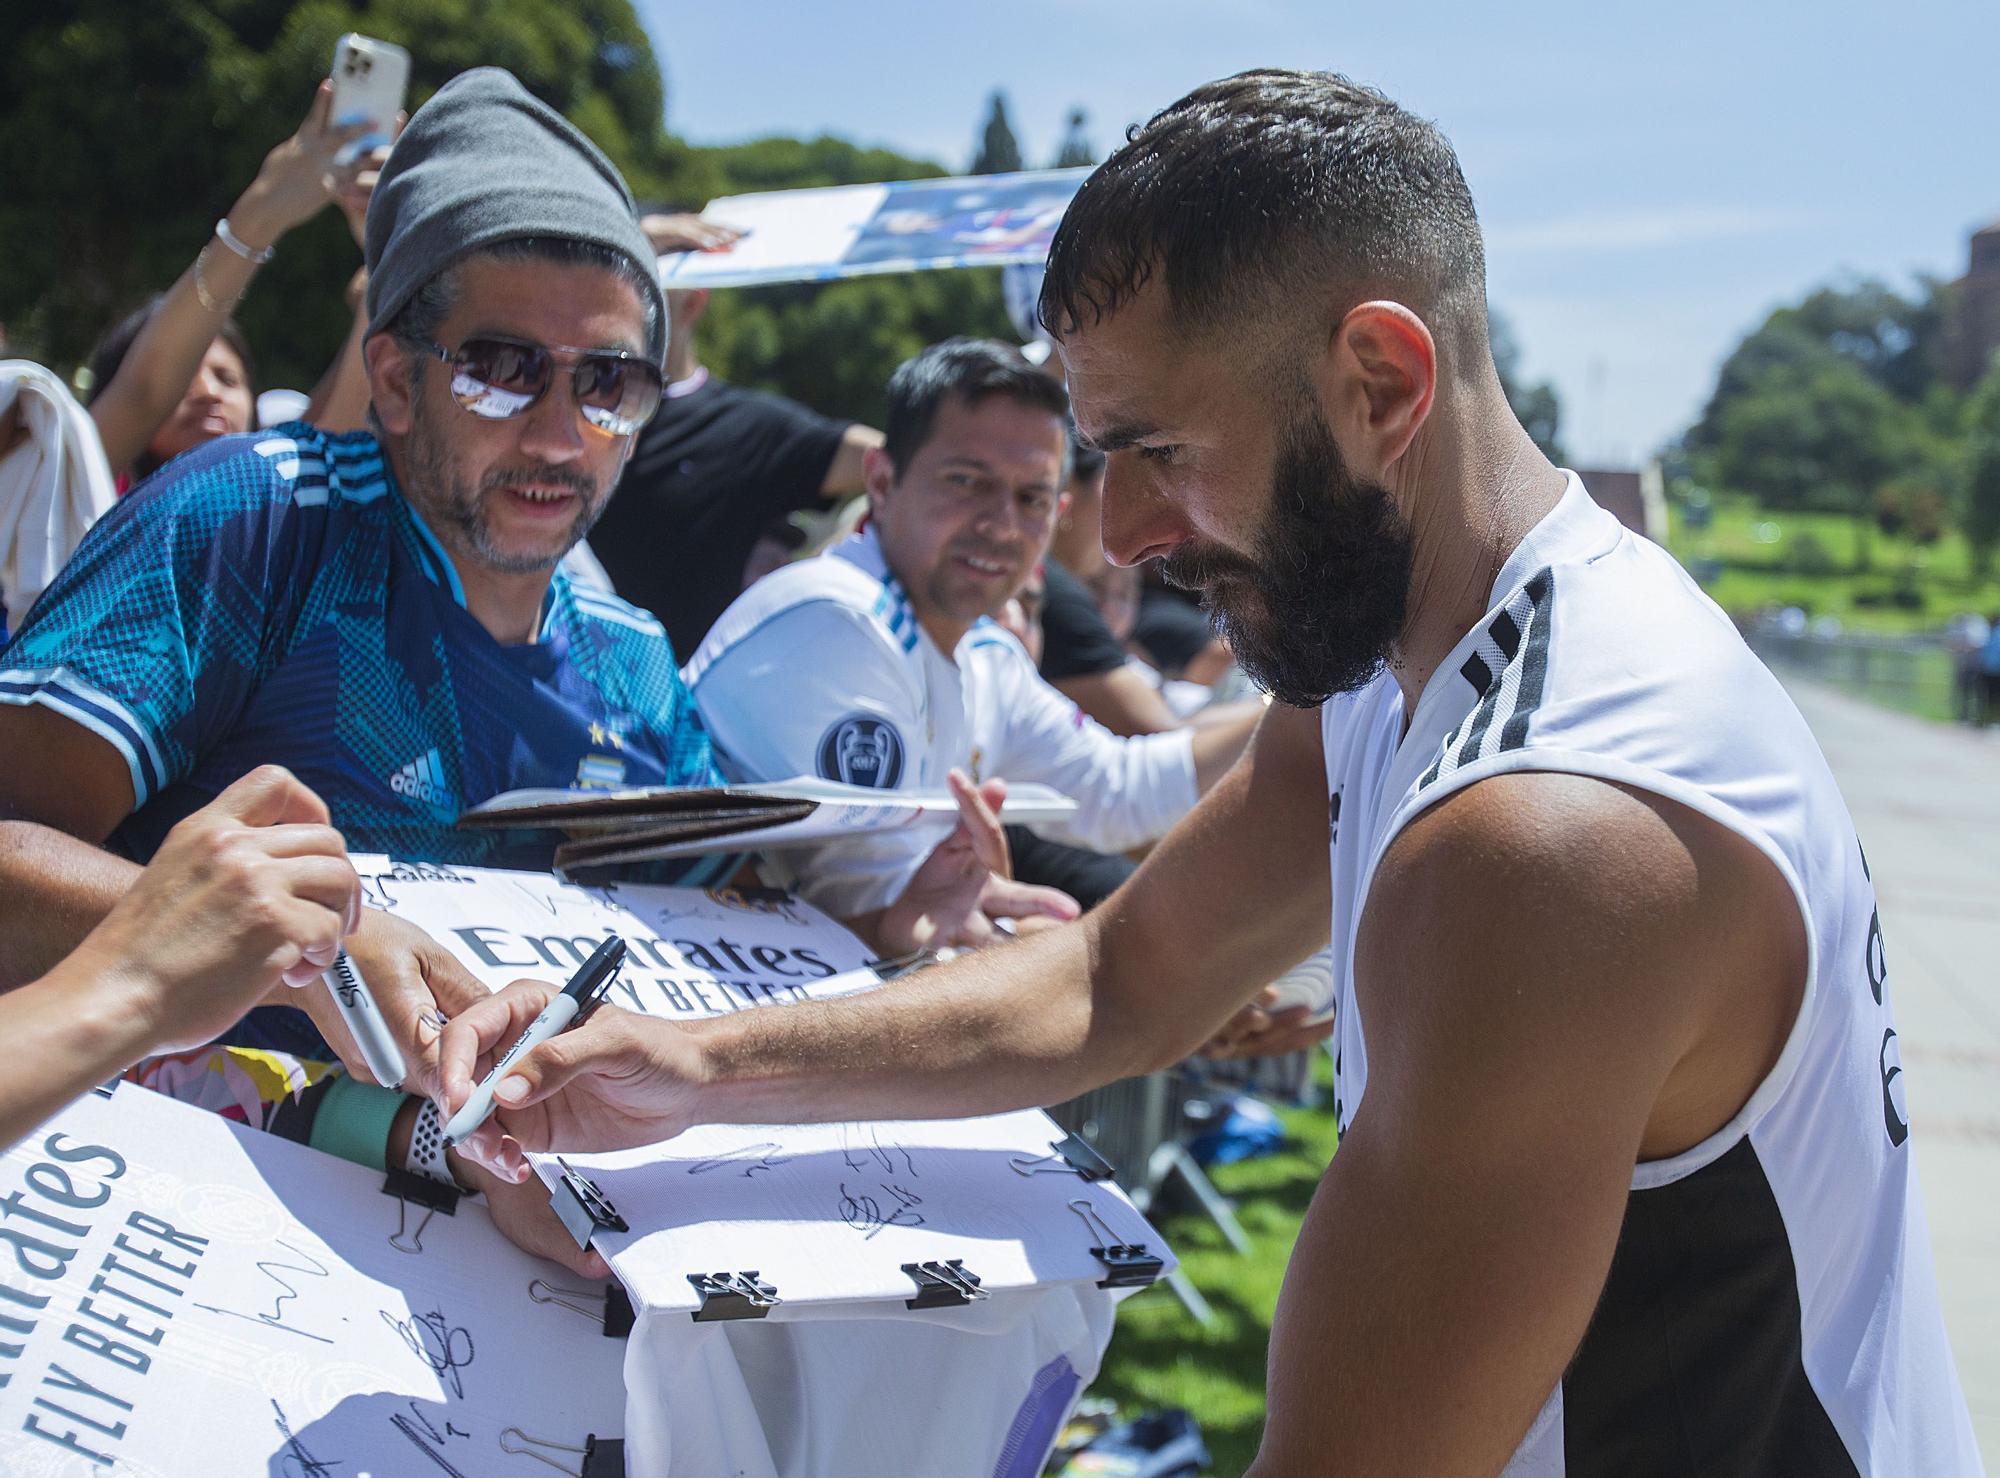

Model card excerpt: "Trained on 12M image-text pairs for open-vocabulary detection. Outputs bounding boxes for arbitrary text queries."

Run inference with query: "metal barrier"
[1046,1073,1177,1195]
[1743,627,1961,722]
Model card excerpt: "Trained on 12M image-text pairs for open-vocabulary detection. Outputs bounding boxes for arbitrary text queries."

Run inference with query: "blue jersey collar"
[396,490,562,645]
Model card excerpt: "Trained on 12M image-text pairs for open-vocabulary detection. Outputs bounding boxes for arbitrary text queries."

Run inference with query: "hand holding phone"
[329,33,410,164]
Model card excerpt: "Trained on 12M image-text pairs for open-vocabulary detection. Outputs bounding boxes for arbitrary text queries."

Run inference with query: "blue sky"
[635,0,1998,465]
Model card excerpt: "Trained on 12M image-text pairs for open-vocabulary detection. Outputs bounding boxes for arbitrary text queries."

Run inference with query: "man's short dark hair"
[883,338,1071,473]
[1039,70,1487,347]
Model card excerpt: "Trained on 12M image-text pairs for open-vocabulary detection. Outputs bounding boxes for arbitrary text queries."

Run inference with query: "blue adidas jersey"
[1,423,725,869]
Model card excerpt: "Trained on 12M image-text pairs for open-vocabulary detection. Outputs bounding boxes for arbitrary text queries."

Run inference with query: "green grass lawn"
[1667,494,2000,635]
[1088,1078,1339,1476]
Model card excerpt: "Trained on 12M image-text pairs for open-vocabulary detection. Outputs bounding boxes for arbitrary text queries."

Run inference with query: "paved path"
[1777,673,1999,1461]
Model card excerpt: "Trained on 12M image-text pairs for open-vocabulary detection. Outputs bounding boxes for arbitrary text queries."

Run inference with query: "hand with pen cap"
[0,767,361,1149]
[76,765,361,1053]
[285,907,493,1096]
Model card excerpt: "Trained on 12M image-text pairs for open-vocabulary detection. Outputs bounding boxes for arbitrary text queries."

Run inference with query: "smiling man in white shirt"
[684,338,1259,941]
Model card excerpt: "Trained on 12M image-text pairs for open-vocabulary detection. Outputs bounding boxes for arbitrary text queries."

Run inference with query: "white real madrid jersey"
[1321,476,1981,1476]
[685,529,1196,917]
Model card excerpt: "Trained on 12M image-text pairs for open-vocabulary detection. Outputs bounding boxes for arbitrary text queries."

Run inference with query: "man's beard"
[404,399,602,575]
[1159,400,1414,709]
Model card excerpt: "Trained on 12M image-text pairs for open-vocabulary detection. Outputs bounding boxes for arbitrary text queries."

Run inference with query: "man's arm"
[988,640,1260,853]
[820,423,884,499]
[1051,663,1189,737]
[1249,772,1806,1477]
[441,701,1333,1171]
[0,767,358,1149]
[0,705,488,1097]
[1188,699,1265,794]
[0,705,139,985]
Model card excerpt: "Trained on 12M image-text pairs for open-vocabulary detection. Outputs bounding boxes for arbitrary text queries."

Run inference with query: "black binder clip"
[528,1279,634,1338]
[688,1270,780,1321]
[902,1259,989,1310]
[501,1427,625,1476]
[1052,1132,1115,1181]
[382,1167,461,1215]
[551,1157,628,1251]
[1070,1198,1164,1289]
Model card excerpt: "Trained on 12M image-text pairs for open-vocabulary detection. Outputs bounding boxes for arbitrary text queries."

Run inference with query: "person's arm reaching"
[440,700,1331,1178]
[90,83,367,472]
[0,705,491,1101]
[979,635,1260,853]
[820,424,884,499]
[0,766,359,1149]
[304,129,397,433]
[1052,662,1191,737]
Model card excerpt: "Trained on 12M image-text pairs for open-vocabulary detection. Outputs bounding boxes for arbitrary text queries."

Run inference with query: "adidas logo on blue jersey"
[389,748,453,810]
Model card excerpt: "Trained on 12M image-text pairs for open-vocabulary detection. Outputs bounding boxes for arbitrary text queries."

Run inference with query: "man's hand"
[873,770,1080,953]
[229,81,373,250]
[638,212,744,255]
[453,1152,610,1279]
[68,765,360,1056]
[289,907,490,1099]
[438,985,699,1184]
[1201,986,1335,1059]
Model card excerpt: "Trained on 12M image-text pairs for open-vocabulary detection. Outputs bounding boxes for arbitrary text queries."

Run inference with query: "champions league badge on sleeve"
[817,715,905,789]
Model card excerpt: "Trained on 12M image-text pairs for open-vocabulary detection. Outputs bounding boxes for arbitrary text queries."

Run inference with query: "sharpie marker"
[442,936,627,1146]
[324,952,408,1090]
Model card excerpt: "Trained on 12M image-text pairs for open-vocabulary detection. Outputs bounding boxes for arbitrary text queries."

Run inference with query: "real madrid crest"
[816,715,905,789]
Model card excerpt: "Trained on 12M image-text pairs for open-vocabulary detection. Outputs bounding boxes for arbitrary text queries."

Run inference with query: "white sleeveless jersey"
[1321,477,1981,1476]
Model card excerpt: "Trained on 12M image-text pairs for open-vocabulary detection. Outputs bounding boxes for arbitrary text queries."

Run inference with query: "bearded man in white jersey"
[438,71,1980,1476]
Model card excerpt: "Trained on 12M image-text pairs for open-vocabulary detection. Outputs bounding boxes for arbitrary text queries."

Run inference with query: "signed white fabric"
[0,1085,626,1477]
[366,858,1171,1478]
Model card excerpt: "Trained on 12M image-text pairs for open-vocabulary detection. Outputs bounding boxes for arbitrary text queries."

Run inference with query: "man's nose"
[1100,456,1190,567]
[516,373,588,465]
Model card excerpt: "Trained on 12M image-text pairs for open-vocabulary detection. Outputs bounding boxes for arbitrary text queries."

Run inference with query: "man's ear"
[862,444,896,520]
[364,333,416,436]
[1324,301,1437,476]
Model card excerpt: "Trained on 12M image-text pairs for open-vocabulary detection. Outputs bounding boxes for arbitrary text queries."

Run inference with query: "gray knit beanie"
[364,67,666,361]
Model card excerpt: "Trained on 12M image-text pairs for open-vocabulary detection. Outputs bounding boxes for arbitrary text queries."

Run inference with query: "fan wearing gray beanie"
[0,66,717,1276]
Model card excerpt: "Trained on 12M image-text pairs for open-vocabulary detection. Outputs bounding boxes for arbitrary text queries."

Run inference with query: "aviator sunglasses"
[404,334,664,437]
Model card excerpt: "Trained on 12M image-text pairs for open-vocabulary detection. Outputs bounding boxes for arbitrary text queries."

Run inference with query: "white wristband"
[405,1098,466,1191]
[214,217,275,265]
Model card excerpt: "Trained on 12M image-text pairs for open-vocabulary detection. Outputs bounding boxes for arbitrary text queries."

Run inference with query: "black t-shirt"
[591,374,850,659]
[1038,560,1129,681]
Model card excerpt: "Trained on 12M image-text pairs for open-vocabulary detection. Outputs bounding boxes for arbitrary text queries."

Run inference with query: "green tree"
[1054,108,1095,168]
[1711,355,1911,570]
[1691,277,1949,451]
[0,0,690,387]
[1966,356,2000,578]
[701,271,1016,429]
[970,90,1023,175]
[1489,309,1565,462]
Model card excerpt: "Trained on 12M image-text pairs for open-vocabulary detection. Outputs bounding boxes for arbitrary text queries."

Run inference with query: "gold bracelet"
[192,242,224,313]
[192,240,251,316]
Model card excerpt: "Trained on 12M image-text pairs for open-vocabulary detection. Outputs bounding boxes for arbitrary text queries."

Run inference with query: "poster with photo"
[657,168,1091,290]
